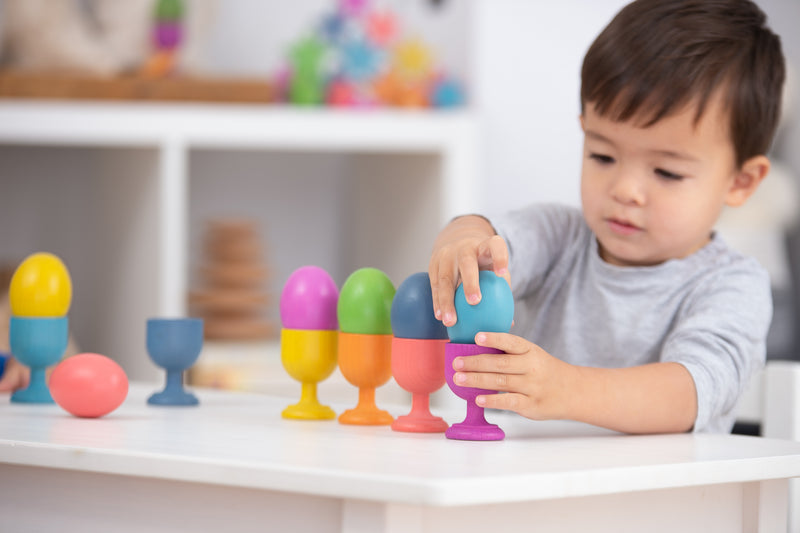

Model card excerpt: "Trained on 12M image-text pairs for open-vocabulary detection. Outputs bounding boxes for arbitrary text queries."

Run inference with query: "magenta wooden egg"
[49,353,129,418]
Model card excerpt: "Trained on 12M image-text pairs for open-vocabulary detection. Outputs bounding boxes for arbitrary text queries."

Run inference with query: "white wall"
[472,0,628,216]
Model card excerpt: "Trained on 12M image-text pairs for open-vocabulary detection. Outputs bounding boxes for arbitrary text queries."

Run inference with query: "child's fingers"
[483,235,511,285]
[0,374,13,392]
[429,253,459,326]
[0,360,28,392]
[452,351,522,374]
[457,247,482,306]
[475,331,531,355]
[453,368,524,392]
[476,392,525,413]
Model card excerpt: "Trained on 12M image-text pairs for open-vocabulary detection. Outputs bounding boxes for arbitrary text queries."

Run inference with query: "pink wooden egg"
[50,353,129,418]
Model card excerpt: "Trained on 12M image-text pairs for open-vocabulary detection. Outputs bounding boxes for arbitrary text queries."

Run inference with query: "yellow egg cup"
[281,328,338,420]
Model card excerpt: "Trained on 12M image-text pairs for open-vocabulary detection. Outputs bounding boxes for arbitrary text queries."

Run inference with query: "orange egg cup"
[337,331,393,425]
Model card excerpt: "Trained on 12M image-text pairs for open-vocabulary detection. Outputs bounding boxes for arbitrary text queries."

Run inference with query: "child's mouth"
[607,218,641,235]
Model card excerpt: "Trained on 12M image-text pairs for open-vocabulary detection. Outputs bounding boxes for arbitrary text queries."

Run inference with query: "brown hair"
[581,0,785,166]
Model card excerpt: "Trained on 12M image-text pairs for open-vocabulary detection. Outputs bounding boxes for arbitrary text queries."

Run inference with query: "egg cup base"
[11,380,54,404]
[445,421,505,441]
[338,403,394,426]
[282,401,336,420]
[391,413,448,433]
[148,389,199,406]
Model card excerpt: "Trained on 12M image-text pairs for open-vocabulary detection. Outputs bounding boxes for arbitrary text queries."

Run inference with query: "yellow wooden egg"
[9,252,72,317]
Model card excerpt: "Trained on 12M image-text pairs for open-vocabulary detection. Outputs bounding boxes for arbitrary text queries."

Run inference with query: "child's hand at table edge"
[0,357,30,393]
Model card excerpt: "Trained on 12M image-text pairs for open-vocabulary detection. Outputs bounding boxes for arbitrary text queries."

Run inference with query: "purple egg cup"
[444,343,505,441]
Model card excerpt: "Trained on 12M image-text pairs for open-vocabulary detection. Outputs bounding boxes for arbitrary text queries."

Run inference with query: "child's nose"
[609,170,645,206]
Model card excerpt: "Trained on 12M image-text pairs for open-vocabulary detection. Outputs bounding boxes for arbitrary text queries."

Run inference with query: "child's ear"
[725,155,770,207]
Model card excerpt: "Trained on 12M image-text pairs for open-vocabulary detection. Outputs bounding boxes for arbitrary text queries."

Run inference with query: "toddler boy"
[429,0,785,433]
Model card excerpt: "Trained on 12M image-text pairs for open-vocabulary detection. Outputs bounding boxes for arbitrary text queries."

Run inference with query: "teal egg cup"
[9,316,68,404]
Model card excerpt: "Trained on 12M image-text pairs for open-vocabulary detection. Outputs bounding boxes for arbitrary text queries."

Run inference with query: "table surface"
[3,383,800,507]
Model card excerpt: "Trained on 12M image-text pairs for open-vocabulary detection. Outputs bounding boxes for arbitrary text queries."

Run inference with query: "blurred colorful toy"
[431,76,465,108]
[339,0,369,18]
[327,78,360,106]
[337,267,395,425]
[8,252,72,404]
[289,35,328,105]
[393,39,433,81]
[280,266,340,420]
[279,0,465,109]
[444,271,514,441]
[50,353,129,418]
[390,272,449,433]
[366,10,397,46]
[141,0,184,78]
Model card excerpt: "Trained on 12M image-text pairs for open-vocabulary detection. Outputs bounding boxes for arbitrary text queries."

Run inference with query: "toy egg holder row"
[7,251,513,442]
[280,266,514,441]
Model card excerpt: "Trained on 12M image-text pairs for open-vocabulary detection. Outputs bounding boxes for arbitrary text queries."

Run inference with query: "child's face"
[580,95,747,267]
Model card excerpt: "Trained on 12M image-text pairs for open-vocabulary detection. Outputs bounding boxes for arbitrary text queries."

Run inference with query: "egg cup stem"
[391,392,449,433]
[282,382,336,420]
[11,367,53,403]
[149,369,198,406]
[339,387,393,425]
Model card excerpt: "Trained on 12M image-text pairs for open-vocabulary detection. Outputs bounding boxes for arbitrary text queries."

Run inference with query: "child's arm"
[429,215,511,327]
[453,331,697,434]
[0,357,31,393]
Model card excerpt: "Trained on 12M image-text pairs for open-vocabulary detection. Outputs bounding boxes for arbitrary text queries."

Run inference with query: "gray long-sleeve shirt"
[490,204,772,433]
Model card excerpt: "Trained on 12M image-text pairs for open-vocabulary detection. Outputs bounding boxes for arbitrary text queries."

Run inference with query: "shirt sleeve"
[661,258,772,433]
[489,204,586,300]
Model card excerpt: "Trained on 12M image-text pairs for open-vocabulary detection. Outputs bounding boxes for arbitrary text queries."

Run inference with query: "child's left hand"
[0,357,30,393]
[451,331,578,421]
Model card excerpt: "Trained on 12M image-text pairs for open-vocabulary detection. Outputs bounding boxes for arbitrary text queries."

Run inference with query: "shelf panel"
[0,101,478,152]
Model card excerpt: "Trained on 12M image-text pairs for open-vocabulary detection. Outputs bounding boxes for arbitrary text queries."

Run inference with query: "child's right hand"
[0,356,30,393]
[428,215,511,327]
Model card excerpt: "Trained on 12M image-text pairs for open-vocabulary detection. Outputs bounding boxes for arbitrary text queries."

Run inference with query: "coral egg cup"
[390,337,448,432]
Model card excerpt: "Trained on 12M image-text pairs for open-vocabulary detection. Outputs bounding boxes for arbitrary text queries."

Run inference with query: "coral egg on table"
[49,353,128,418]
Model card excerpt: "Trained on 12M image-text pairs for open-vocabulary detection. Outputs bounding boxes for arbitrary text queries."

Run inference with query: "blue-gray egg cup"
[146,318,203,406]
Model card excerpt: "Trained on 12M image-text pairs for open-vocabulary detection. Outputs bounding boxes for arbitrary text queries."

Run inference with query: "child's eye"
[655,168,684,181]
[589,153,615,164]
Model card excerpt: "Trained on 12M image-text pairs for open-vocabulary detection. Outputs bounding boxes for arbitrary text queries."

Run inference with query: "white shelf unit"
[0,101,479,381]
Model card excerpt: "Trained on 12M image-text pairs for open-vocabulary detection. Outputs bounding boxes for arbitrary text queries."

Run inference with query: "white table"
[1,384,799,533]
